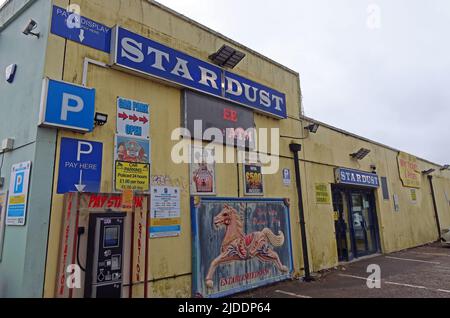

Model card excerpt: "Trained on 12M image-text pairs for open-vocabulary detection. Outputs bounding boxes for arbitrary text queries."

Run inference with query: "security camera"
[22,19,40,38]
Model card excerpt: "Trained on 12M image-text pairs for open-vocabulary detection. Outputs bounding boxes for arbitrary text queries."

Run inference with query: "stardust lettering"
[115,26,287,119]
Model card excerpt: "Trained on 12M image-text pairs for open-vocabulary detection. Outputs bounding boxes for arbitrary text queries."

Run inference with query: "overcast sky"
[154,0,449,165]
[1,0,448,164]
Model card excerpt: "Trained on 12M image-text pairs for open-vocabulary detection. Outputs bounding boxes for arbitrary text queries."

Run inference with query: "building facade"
[0,0,449,298]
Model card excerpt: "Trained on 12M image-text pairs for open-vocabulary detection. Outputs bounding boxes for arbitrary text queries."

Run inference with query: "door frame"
[332,185,382,261]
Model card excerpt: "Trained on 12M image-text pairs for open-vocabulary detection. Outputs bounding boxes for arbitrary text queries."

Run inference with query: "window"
[381,177,390,200]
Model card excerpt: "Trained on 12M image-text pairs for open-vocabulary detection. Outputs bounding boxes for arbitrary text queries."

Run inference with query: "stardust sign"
[110,26,287,119]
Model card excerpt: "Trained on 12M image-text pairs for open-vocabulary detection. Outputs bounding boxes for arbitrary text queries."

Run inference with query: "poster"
[191,197,293,298]
[6,161,32,226]
[410,189,417,204]
[244,164,264,196]
[150,186,181,238]
[190,146,216,195]
[115,135,151,164]
[115,161,150,192]
[397,152,421,189]
[315,183,331,204]
[116,97,150,139]
[0,192,7,260]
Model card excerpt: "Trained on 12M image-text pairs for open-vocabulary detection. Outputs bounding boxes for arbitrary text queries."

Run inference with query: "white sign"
[6,161,32,226]
[116,97,150,139]
[393,194,400,212]
[282,168,291,186]
[150,186,181,238]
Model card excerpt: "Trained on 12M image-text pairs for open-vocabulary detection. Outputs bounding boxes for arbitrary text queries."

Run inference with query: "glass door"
[349,191,379,257]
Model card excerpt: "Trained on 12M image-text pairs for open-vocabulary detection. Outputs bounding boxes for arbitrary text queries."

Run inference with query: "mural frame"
[191,197,294,298]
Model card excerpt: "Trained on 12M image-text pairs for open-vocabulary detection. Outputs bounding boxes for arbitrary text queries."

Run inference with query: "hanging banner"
[191,197,293,298]
[6,161,32,226]
[397,152,421,189]
[150,186,181,238]
[115,161,150,192]
[243,164,264,196]
[116,97,150,139]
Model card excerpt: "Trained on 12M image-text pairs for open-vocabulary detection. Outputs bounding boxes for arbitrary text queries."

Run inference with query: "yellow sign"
[333,211,339,221]
[315,183,331,204]
[121,189,134,212]
[410,189,417,203]
[398,152,421,188]
[115,161,150,192]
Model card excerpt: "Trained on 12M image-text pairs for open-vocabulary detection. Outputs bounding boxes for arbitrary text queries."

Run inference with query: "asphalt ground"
[236,242,450,298]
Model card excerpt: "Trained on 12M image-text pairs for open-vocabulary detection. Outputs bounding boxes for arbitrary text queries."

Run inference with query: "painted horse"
[205,204,289,289]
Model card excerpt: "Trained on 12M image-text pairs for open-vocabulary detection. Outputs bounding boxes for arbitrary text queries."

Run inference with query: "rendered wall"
[0,0,55,297]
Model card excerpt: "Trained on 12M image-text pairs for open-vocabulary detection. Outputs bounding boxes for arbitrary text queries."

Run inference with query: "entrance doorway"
[332,186,380,261]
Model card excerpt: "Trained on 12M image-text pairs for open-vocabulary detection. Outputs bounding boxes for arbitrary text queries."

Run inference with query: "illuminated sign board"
[110,26,287,119]
[335,168,379,188]
[182,90,256,149]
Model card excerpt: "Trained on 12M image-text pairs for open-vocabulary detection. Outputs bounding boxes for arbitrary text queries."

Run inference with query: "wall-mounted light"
[209,45,246,69]
[422,168,435,175]
[350,148,371,160]
[441,165,450,171]
[370,164,377,173]
[94,112,108,126]
[22,19,40,38]
[305,123,320,134]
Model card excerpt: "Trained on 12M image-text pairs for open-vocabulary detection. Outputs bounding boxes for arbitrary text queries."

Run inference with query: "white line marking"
[438,289,450,293]
[275,290,312,298]
[339,273,450,294]
[386,256,440,264]
[409,251,450,257]
[385,281,426,289]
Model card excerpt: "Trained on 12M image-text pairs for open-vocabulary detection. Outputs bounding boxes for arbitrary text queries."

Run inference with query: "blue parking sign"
[39,79,96,133]
[57,138,103,194]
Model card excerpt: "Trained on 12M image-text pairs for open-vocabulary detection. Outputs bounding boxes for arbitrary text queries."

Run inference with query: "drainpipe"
[289,143,313,282]
[428,175,441,240]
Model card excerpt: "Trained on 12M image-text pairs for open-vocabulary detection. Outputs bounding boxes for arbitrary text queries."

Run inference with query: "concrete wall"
[43,0,303,297]
[0,0,56,297]
[301,121,449,272]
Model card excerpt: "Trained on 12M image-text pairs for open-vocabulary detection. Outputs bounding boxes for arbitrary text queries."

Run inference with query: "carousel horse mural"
[206,204,289,289]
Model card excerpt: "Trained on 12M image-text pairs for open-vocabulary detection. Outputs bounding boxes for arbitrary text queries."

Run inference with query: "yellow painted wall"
[42,0,450,297]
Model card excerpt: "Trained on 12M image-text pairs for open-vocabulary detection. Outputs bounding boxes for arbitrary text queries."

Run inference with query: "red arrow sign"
[118,112,128,120]
[129,114,139,122]
[139,116,148,124]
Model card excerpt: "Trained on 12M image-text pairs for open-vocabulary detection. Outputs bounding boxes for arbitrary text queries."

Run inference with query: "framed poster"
[243,163,264,196]
[191,197,293,298]
[0,191,7,261]
[190,146,216,196]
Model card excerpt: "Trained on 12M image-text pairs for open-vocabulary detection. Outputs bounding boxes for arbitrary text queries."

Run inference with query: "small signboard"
[121,189,134,213]
[315,183,331,204]
[282,169,291,186]
[150,186,181,238]
[115,161,150,192]
[51,5,111,53]
[57,138,103,194]
[6,161,31,226]
[335,168,379,188]
[243,164,264,196]
[114,135,150,164]
[39,78,96,133]
[116,97,150,139]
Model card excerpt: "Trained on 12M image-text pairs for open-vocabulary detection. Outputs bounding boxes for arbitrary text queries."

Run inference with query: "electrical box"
[84,212,126,298]
[1,138,14,152]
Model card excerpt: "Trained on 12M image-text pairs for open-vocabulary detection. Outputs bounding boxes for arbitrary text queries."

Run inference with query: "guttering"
[289,142,313,282]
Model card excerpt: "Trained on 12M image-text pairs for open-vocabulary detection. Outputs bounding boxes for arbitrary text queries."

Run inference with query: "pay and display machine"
[84,213,126,298]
